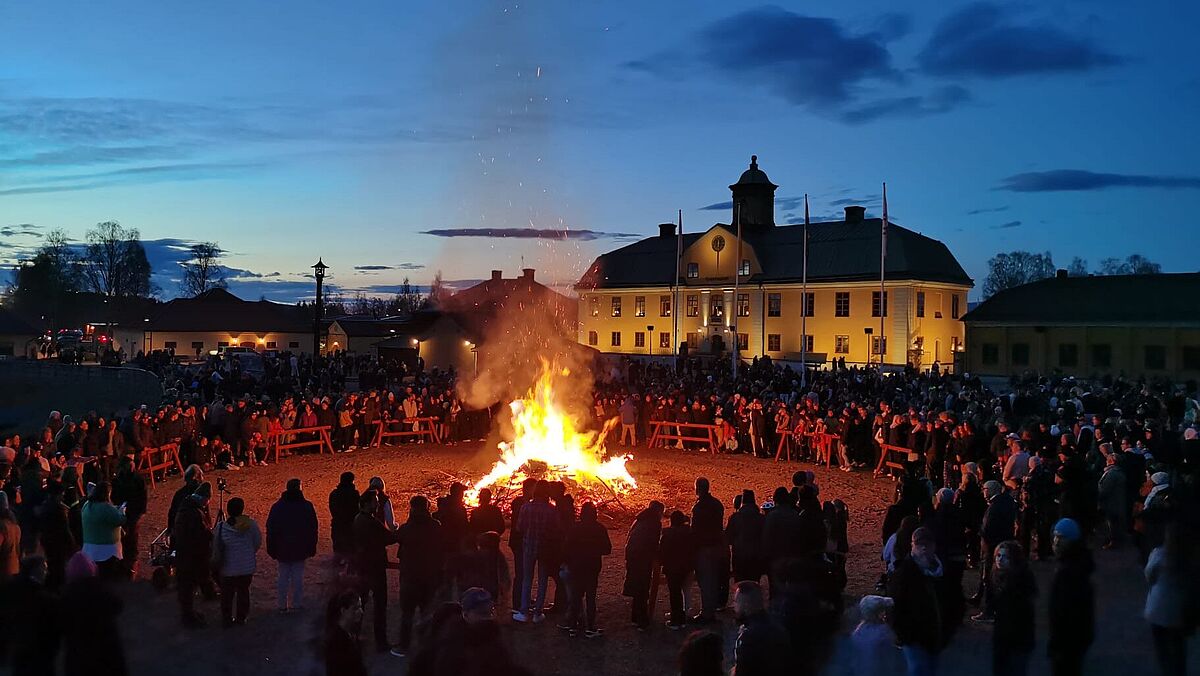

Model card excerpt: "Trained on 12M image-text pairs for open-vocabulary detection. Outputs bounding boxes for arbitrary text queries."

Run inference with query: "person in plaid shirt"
[514,480,558,623]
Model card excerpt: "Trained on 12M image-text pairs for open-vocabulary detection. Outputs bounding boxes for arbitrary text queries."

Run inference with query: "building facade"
[963,272,1200,380]
[143,288,312,357]
[576,157,972,368]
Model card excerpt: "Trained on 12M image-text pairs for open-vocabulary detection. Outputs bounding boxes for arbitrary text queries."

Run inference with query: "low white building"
[144,288,314,357]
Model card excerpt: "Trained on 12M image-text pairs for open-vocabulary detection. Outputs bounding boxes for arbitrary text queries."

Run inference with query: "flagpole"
[801,193,809,387]
[880,182,888,368]
[674,208,682,373]
[731,201,741,379]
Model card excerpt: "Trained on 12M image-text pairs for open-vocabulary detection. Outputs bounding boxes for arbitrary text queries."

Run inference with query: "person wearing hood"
[564,501,612,637]
[623,500,664,630]
[214,496,262,627]
[392,494,444,657]
[1047,519,1094,676]
[889,527,954,676]
[167,465,204,540]
[174,481,214,628]
[368,476,397,530]
[110,455,147,578]
[266,478,318,613]
[58,552,128,676]
[328,472,360,564]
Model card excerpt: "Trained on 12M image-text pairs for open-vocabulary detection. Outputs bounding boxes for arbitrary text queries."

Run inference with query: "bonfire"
[466,361,637,505]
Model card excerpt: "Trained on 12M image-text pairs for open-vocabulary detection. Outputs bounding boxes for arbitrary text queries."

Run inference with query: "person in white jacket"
[214,497,262,627]
[1144,525,1190,676]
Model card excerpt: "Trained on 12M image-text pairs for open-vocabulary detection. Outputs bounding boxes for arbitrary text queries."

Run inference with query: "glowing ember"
[466,360,637,504]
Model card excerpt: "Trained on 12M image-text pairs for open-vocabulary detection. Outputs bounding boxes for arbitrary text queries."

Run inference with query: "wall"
[143,330,315,356]
[965,324,1200,380]
[0,361,163,437]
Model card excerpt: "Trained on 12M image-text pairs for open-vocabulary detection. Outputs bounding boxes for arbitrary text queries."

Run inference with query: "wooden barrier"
[875,443,912,475]
[811,432,841,467]
[648,421,720,451]
[269,426,334,462]
[137,443,182,488]
[373,418,441,447]
[774,424,794,461]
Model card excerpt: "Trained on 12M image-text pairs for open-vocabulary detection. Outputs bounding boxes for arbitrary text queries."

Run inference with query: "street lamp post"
[864,326,873,366]
[312,259,328,357]
[647,324,654,357]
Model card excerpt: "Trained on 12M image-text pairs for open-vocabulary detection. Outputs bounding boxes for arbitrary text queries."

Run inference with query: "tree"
[427,270,452,309]
[179,242,227,296]
[1097,254,1162,276]
[1067,257,1089,277]
[389,277,428,315]
[983,250,1056,298]
[8,229,81,314]
[79,221,153,299]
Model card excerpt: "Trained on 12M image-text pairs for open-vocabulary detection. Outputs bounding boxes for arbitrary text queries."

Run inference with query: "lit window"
[709,296,724,320]
[611,297,622,317]
[587,331,598,346]
[659,295,671,317]
[739,259,750,276]
[835,335,849,354]
[736,333,748,350]
[634,332,646,348]
[610,331,621,347]
[767,334,781,351]
[590,297,599,317]
[634,296,645,317]
[736,293,750,317]
[659,332,670,349]
[686,295,699,317]
[801,335,814,352]
[802,292,814,317]
[872,336,887,355]
[686,262,699,279]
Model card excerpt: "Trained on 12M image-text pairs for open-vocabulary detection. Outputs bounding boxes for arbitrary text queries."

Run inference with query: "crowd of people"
[1,351,1198,676]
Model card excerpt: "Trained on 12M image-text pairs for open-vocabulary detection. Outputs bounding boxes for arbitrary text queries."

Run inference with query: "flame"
[466,360,636,503]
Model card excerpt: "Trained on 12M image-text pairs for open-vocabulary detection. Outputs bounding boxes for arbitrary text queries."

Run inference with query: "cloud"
[918,3,1122,78]
[0,144,184,169]
[627,7,959,122]
[0,162,259,196]
[996,170,1200,192]
[421,227,640,241]
[0,223,43,237]
[990,220,1022,229]
[353,263,426,272]
[966,205,1009,215]
[830,195,881,207]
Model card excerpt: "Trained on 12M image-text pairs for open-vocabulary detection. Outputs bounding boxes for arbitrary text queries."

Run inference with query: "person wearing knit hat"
[852,595,899,676]
[65,550,97,582]
[1048,518,1095,676]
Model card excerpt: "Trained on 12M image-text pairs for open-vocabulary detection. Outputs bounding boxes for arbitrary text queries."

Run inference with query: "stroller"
[147,527,175,591]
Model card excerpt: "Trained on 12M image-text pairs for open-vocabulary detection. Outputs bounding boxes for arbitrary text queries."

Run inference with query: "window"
[736,293,750,317]
[218,341,230,348]
[916,292,925,318]
[686,295,699,317]
[190,341,204,350]
[610,331,621,347]
[611,297,622,317]
[659,332,671,349]
[801,292,814,317]
[1090,344,1112,368]
[872,291,889,318]
[589,297,599,317]
[660,295,671,317]
[935,292,944,319]
[767,334,781,351]
[288,341,300,349]
[164,341,178,349]
[634,296,645,317]
[687,262,699,279]
[710,296,724,320]
[587,331,598,346]
[767,293,781,317]
[736,333,748,351]
[1012,343,1030,366]
[739,259,750,276]
[835,335,850,354]
[835,292,850,317]
[1182,346,1200,370]
[800,334,814,352]
[951,336,962,352]
[872,336,887,356]
[1144,345,1166,370]
[1058,343,1078,367]
[952,294,961,319]
[982,343,999,365]
[634,332,646,348]
[266,341,277,349]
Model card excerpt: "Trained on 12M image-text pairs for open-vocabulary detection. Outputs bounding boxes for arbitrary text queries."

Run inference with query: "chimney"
[844,205,866,223]
[1056,269,1068,279]
[521,268,535,282]
[658,223,676,238]
[490,270,502,281]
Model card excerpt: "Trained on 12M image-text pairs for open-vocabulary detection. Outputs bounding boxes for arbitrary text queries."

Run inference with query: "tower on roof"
[729,154,777,230]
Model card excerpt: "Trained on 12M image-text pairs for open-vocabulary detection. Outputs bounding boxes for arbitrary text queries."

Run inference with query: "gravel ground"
[113,441,1191,676]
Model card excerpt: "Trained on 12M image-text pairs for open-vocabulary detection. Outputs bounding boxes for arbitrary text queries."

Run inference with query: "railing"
[648,420,720,451]
[372,417,441,446]
[268,426,334,462]
[137,443,182,488]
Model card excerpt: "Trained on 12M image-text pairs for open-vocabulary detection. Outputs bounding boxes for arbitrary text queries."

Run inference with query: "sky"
[1,0,1198,302]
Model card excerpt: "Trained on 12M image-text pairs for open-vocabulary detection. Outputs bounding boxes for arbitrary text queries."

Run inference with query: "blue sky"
[1,0,1197,301]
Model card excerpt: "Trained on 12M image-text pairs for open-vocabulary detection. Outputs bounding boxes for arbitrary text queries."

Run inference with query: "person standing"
[725,489,765,584]
[514,481,558,623]
[266,478,318,613]
[623,500,664,630]
[213,497,262,627]
[1047,519,1094,676]
[328,472,359,565]
[59,552,128,676]
[110,456,147,578]
[730,580,791,675]
[659,510,695,631]
[391,494,444,657]
[469,487,505,537]
[619,396,638,447]
[690,477,725,623]
[507,478,536,613]
[353,490,397,652]
[972,480,1017,621]
[38,482,76,589]
[991,541,1037,676]
[325,589,367,676]
[80,481,127,579]
[563,501,611,637]
[889,527,953,676]
[174,482,214,628]
[1097,454,1128,549]
[1144,526,1190,676]
[167,465,204,539]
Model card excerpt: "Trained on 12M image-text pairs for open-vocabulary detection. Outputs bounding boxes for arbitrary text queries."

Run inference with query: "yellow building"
[963,272,1200,379]
[576,157,972,369]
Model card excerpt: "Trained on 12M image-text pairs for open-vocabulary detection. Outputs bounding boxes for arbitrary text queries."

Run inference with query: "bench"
[648,421,720,451]
[373,417,441,446]
[137,443,182,488]
[269,426,334,462]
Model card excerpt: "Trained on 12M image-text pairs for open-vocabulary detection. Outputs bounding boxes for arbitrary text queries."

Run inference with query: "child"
[850,595,899,676]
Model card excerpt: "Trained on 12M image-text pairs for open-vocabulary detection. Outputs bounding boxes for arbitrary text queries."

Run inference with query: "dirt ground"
[113,441,1192,676]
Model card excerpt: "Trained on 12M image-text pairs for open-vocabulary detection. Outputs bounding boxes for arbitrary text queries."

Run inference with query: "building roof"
[577,218,972,289]
[0,306,38,336]
[730,155,777,188]
[147,288,310,333]
[962,273,1200,325]
[329,316,411,338]
[373,311,474,348]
